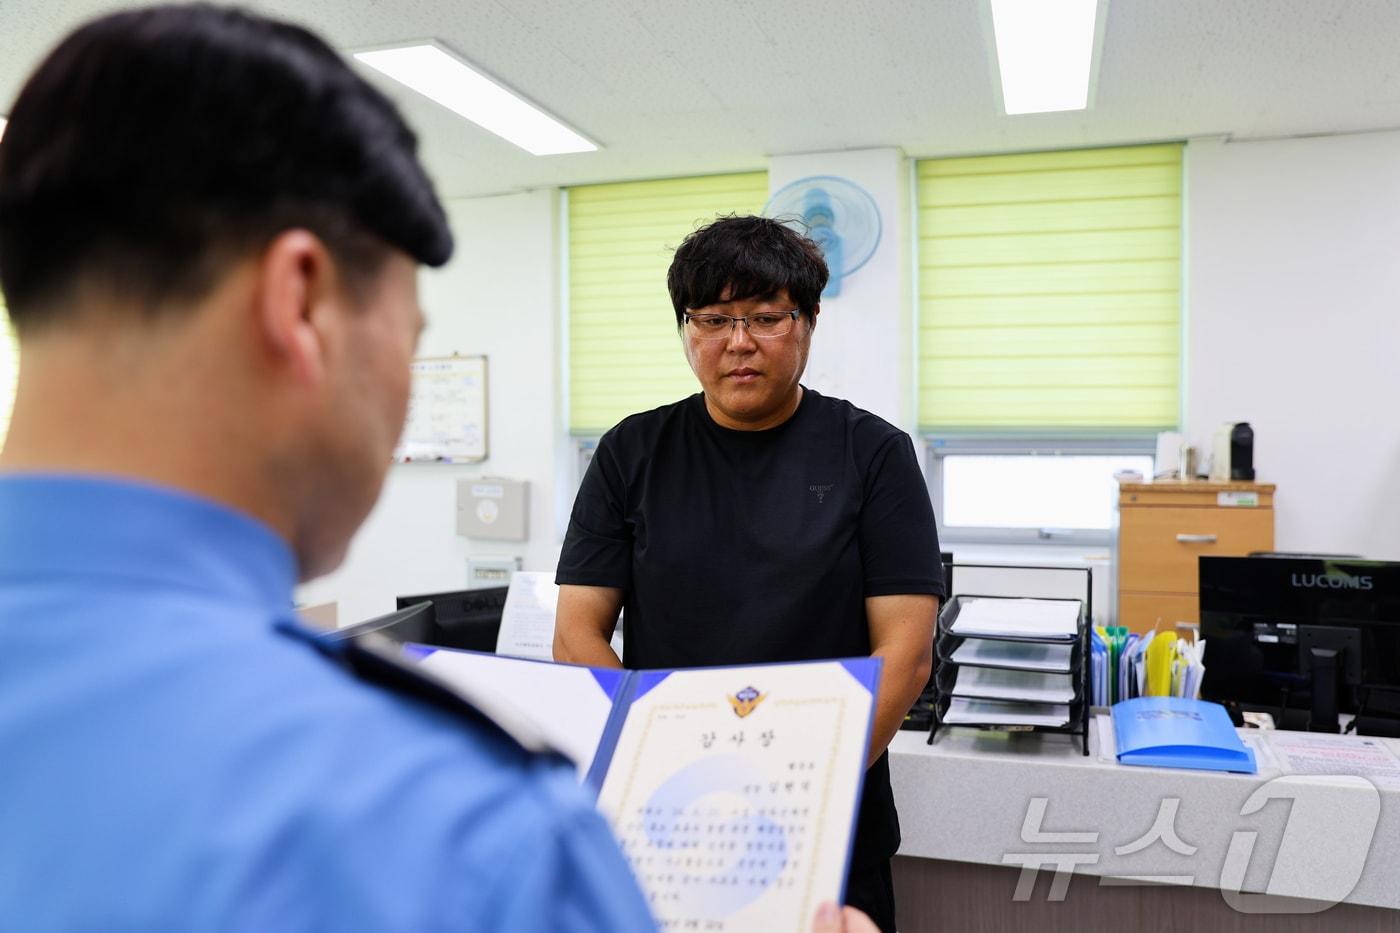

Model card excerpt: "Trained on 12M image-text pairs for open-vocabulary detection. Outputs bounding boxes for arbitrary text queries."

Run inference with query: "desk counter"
[887,725,1400,931]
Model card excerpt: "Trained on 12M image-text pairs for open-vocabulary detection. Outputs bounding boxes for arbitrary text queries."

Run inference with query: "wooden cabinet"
[1115,480,1275,633]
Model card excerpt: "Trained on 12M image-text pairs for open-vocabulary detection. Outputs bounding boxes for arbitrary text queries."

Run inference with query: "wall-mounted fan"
[763,175,882,297]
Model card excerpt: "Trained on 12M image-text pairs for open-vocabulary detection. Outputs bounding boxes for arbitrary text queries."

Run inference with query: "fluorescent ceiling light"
[354,43,596,156]
[989,0,1103,115]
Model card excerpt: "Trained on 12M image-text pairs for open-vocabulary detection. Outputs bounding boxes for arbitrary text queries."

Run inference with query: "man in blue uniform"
[0,7,657,930]
[555,216,947,932]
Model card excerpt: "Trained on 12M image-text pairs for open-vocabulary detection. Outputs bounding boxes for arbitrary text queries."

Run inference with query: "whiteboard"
[393,355,488,463]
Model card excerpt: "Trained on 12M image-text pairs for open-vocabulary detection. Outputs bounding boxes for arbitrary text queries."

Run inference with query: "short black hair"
[666,215,828,328]
[0,4,453,327]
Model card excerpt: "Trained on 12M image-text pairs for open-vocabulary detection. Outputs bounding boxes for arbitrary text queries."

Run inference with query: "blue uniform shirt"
[0,475,656,932]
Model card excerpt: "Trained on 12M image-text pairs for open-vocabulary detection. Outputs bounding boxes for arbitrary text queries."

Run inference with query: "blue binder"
[1112,696,1257,774]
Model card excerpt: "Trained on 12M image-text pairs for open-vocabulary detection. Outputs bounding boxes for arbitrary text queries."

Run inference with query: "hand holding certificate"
[409,646,881,933]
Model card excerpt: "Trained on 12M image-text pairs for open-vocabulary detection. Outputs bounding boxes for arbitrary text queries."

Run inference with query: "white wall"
[296,189,564,623]
[767,148,915,433]
[1186,132,1400,560]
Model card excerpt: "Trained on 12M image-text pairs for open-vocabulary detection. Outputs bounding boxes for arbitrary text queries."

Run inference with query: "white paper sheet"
[494,571,625,660]
[952,666,1076,704]
[493,572,559,659]
[596,662,874,933]
[611,612,625,659]
[943,696,1070,727]
[949,639,1074,672]
[1268,731,1400,789]
[415,649,615,778]
[949,597,1080,640]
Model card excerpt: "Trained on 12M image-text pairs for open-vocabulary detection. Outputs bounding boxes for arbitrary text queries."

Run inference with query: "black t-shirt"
[556,387,946,857]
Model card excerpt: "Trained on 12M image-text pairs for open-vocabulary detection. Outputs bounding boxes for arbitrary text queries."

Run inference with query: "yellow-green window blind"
[568,172,769,434]
[0,303,16,451]
[917,143,1182,431]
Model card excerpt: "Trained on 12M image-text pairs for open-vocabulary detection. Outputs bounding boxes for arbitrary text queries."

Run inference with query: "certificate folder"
[405,645,881,933]
[1112,696,1257,774]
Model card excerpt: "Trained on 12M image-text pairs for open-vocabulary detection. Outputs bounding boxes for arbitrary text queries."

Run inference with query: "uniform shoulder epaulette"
[278,619,564,758]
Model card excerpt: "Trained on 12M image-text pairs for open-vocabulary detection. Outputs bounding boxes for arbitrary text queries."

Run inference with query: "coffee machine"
[1210,422,1255,481]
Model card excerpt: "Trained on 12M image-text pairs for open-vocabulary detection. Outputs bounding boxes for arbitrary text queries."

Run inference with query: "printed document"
[494,571,625,660]
[1268,731,1400,789]
[408,645,879,932]
[596,661,876,932]
[493,571,560,659]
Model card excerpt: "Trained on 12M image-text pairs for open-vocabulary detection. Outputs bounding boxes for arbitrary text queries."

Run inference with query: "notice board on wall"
[393,355,488,463]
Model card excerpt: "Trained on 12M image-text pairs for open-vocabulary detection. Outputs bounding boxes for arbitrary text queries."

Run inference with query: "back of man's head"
[0,3,453,326]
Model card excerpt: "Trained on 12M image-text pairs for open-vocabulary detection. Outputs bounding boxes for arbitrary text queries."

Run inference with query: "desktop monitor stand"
[1307,647,1341,734]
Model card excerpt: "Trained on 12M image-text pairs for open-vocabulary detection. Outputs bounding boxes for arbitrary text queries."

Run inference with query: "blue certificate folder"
[396,646,883,924]
[1112,696,1257,774]
[400,646,881,794]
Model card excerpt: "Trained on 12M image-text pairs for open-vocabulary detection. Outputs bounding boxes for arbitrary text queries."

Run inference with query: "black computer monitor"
[333,600,436,644]
[394,587,509,653]
[330,587,509,652]
[1199,556,1400,735]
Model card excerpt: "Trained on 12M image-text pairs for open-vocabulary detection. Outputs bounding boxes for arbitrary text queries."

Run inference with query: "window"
[927,437,1154,544]
[575,437,596,488]
[566,171,768,436]
[916,144,1182,543]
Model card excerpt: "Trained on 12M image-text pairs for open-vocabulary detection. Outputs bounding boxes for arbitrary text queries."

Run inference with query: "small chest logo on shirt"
[808,484,834,504]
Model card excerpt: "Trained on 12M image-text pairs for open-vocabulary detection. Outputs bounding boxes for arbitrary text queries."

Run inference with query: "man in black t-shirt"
[555,215,946,933]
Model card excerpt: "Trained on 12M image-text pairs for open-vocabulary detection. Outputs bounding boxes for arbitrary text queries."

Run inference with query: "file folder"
[399,644,880,929]
[1112,696,1257,774]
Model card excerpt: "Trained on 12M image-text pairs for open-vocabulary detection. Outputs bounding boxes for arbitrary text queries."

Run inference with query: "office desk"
[887,727,1400,932]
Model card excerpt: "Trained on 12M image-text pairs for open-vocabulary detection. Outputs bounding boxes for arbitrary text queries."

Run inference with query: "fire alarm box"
[457,477,529,541]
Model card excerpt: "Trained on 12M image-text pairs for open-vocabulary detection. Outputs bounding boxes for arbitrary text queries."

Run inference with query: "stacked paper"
[949,639,1073,673]
[944,697,1070,727]
[937,595,1084,733]
[949,597,1080,641]
[952,666,1076,704]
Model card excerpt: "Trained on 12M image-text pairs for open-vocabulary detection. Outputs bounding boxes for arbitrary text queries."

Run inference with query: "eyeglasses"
[683,310,800,340]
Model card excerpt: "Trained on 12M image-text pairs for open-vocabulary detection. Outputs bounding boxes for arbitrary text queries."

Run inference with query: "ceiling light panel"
[354,43,597,156]
[990,0,1104,115]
